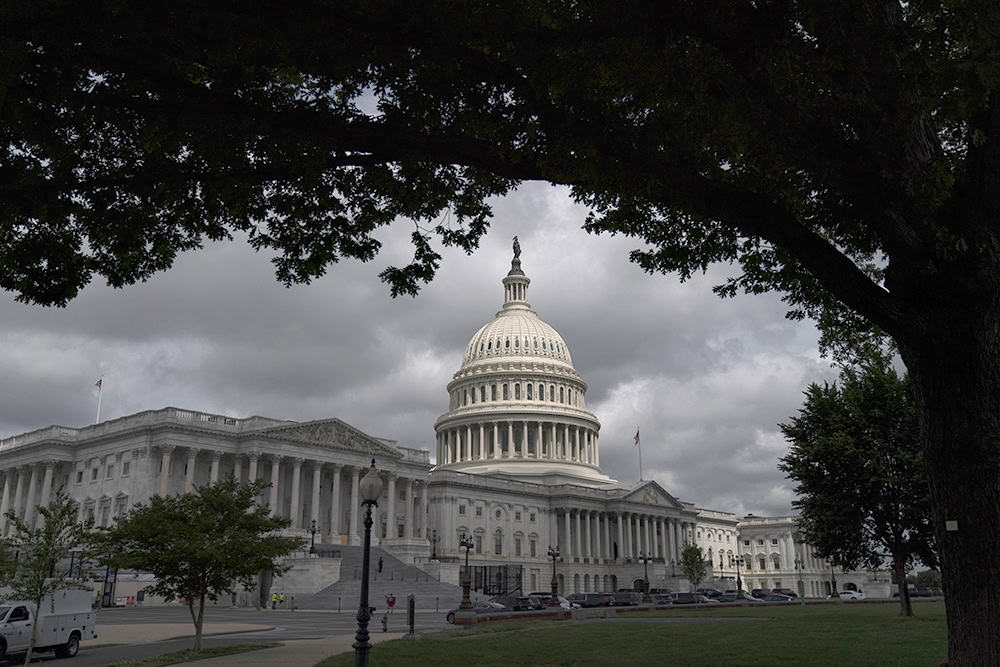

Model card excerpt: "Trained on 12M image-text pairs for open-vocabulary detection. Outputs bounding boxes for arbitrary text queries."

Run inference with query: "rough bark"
[892,555,912,617]
[900,306,1000,664]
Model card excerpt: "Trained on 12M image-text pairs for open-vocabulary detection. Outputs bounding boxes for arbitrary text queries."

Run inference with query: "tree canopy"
[91,478,303,650]
[779,356,935,616]
[4,2,1000,661]
[679,543,706,594]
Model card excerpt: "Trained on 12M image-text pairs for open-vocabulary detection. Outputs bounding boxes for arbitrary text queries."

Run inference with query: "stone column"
[184,449,197,493]
[11,466,27,521]
[573,509,582,559]
[329,464,342,537]
[604,513,612,560]
[492,423,499,458]
[561,510,571,560]
[0,471,11,536]
[310,461,322,529]
[289,457,303,528]
[268,455,282,517]
[574,426,581,461]
[616,513,624,561]
[34,460,56,528]
[465,425,472,460]
[385,474,396,539]
[350,467,361,543]
[232,453,242,483]
[209,451,221,484]
[522,421,529,457]
[248,452,259,482]
[550,423,557,460]
[594,432,600,467]
[158,446,174,497]
[405,477,415,539]
[413,481,423,538]
[22,464,38,528]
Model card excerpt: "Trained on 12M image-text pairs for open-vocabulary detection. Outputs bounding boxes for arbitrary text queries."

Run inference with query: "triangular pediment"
[622,480,683,510]
[253,418,403,459]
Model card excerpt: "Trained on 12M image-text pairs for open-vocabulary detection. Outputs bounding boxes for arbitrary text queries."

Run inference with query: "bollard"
[338,596,341,613]
[435,596,439,612]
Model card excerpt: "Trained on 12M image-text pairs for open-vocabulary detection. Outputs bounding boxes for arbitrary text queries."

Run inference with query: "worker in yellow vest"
[279,592,285,609]
[270,592,278,610]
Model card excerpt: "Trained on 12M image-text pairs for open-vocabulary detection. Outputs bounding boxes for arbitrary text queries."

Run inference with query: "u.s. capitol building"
[0,249,884,601]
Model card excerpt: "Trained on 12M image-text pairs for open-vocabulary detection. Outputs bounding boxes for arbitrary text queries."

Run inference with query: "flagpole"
[95,376,104,424]
[636,426,643,481]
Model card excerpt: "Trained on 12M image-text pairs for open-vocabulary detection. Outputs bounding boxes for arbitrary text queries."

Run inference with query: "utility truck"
[0,589,97,659]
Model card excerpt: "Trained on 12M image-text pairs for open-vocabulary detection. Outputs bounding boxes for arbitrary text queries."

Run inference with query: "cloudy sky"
[0,182,838,517]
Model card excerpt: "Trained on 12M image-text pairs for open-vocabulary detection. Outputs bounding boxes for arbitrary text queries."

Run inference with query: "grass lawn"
[316,601,946,666]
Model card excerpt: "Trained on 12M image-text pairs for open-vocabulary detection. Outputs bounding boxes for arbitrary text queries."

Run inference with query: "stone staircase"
[295,545,464,612]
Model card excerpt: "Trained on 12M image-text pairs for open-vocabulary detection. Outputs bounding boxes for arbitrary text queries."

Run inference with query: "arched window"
[503,384,509,400]
[758,556,767,571]
[492,384,497,401]
[559,387,564,403]
[470,389,475,404]
[515,384,521,400]
[479,343,484,353]
[514,337,519,348]
[494,529,503,555]
[505,338,510,349]
[533,338,538,349]
[487,340,492,351]
[480,386,486,402]
[526,384,533,400]
[538,384,544,400]
[550,385,555,401]
[463,390,468,406]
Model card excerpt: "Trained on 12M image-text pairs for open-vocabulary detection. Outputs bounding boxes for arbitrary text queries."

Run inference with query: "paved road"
[0,606,457,666]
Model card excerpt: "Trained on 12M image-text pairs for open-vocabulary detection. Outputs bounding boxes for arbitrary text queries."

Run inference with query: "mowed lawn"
[316,600,947,667]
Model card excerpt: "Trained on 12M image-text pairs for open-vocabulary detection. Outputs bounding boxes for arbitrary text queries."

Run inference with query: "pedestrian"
[386,592,396,613]
[378,556,383,573]
[270,592,277,610]
[279,591,285,609]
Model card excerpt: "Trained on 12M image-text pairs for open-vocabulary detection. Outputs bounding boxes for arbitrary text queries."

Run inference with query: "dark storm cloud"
[0,183,836,516]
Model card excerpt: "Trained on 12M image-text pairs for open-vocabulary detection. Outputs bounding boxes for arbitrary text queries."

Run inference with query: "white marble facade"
[0,250,882,597]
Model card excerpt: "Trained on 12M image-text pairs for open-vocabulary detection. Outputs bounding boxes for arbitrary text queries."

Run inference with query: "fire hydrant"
[381,613,389,632]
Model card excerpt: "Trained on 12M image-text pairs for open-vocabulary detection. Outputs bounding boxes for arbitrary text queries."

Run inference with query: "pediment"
[254,418,402,459]
[622,481,683,510]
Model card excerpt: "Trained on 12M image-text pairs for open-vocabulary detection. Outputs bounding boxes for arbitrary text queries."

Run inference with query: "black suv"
[771,588,798,598]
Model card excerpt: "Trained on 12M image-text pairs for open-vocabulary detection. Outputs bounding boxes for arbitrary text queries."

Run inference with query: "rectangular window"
[106,465,114,479]
[459,505,466,515]
[744,540,750,546]
[515,538,522,557]
[398,524,404,538]
[476,506,483,517]
[491,385,497,401]
[757,539,764,545]
[530,540,537,557]
[530,513,536,522]
[515,511,521,521]
[771,539,778,545]
[475,535,483,552]
[480,387,486,402]
[515,384,521,400]
[90,468,98,482]
[75,470,83,485]
[122,461,130,477]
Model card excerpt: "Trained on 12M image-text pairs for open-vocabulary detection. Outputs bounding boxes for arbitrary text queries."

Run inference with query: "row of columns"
[0,460,58,535]
[156,447,425,543]
[437,421,599,466]
[551,509,693,564]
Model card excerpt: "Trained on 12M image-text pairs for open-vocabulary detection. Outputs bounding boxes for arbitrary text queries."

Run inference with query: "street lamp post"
[459,534,474,610]
[730,555,745,597]
[431,529,439,560]
[829,560,838,599]
[352,459,383,667]
[309,518,319,554]
[638,552,652,602]
[547,545,561,598]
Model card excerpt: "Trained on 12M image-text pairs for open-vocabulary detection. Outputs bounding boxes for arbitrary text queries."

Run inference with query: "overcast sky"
[0,182,838,517]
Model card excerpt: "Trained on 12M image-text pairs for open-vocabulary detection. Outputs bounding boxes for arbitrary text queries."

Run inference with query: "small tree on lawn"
[680,544,706,597]
[4,488,93,666]
[93,478,303,650]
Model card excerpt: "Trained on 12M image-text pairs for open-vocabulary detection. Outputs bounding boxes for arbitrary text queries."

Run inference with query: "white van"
[0,589,97,659]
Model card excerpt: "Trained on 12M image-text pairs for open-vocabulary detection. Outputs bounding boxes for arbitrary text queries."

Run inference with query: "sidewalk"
[92,622,274,646]
[189,633,406,666]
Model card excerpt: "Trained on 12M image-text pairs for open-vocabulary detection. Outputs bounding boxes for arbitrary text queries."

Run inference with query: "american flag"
[634,428,640,447]
[95,377,103,390]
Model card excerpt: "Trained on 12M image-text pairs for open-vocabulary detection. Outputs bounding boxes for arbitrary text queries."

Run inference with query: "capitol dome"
[433,245,614,486]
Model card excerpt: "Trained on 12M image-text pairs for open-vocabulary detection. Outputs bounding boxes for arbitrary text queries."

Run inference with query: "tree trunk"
[23,601,40,667]
[901,318,1000,665]
[194,594,206,651]
[892,555,912,617]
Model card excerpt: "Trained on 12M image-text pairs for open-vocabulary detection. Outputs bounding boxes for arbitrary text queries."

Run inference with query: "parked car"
[649,587,672,596]
[760,592,794,602]
[650,593,673,605]
[566,592,614,608]
[527,592,554,608]
[772,588,798,599]
[719,591,764,603]
[490,595,538,611]
[696,588,722,598]
[671,592,718,604]
[912,587,933,598]
[613,591,642,606]
[839,590,866,601]
[750,588,768,598]
[446,601,507,623]
[555,595,582,609]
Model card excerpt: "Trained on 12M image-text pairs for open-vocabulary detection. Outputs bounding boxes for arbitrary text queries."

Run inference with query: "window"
[476,506,483,517]
[491,385,497,401]
[496,509,502,519]
[515,511,521,521]
[538,384,544,400]
[530,539,537,557]
[550,385,555,401]
[106,464,114,479]
[398,524,404,537]
[90,468,98,482]
[529,513,536,522]
[503,384,509,400]
[505,338,510,349]
[757,539,764,546]
[494,529,503,555]
[463,390,468,406]
[475,535,483,552]
[515,384,520,400]
[526,384,532,400]
[470,389,475,404]
[122,461,130,477]
[480,387,486,402]
[459,505,466,515]
[744,540,750,546]
[771,539,778,545]
[75,470,83,484]
[559,387,564,402]
[759,557,767,570]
